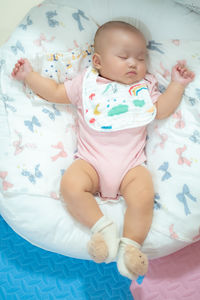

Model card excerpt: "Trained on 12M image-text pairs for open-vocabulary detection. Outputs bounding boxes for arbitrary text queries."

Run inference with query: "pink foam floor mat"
[130,241,200,300]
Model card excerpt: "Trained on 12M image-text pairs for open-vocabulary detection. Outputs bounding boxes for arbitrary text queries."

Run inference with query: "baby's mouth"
[127,71,137,76]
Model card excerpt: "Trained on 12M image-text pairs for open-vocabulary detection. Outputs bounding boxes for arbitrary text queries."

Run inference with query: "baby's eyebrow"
[135,50,147,56]
[117,48,128,54]
[119,52,128,56]
[117,48,147,57]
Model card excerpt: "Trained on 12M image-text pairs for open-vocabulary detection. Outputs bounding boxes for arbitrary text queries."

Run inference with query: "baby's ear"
[92,53,101,70]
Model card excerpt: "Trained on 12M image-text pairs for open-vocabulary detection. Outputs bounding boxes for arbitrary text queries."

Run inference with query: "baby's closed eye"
[118,54,128,59]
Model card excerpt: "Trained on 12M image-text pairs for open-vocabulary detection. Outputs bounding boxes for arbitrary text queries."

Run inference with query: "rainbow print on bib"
[129,84,148,96]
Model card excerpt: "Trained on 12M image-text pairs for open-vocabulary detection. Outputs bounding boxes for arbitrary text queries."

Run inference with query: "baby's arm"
[155,61,195,119]
[12,58,70,104]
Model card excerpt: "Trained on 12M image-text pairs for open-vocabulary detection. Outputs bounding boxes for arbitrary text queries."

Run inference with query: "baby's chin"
[116,76,144,85]
[99,72,144,85]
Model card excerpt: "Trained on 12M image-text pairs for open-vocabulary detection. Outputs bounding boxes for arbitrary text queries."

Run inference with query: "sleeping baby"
[11,21,194,280]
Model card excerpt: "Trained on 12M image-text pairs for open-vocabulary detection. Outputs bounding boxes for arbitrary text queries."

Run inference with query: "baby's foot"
[117,237,148,280]
[88,232,108,263]
[125,244,148,275]
[87,216,119,263]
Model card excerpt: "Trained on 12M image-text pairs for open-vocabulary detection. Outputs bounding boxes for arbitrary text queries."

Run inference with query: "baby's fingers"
[11,70,17,78]
[181,68,195,79]
[177,66,185,74]
[11,62,23,78]
[11,68,19,78]
[187,70,195,80]
[11,66,17,76]
[180,68,189,78]
[13,58,25,70]
[18,58,25,65]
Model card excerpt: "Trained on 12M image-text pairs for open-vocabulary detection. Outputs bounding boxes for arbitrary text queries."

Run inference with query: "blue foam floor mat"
[0,216,133,299]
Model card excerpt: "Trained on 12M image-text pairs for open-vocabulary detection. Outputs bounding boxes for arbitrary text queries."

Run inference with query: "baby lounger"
[1,0,200,299]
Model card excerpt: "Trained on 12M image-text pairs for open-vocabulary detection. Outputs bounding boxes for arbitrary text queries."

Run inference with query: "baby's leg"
[60,159,101,227]
[117,165,154,279]
[60,159,119,263]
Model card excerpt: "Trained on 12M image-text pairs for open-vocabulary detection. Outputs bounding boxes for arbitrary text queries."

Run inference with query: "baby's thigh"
[60,159,99,195]
[120,165,154,202]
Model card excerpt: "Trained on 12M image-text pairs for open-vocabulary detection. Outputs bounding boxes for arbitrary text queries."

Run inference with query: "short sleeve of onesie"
[64,71,86,106]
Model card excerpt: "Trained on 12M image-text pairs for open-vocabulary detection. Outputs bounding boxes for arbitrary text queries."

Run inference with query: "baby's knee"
[127,185,154,210]
[60,173,83,201]
[141,183,154,198]
[139,187,154,208]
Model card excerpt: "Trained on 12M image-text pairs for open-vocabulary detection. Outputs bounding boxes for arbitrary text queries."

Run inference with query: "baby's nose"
[127,57,136,67]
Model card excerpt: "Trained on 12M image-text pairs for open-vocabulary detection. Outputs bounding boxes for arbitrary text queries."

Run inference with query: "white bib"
[82,66,157,132]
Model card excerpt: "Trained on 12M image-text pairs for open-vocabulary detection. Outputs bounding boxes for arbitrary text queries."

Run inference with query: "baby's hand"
[11,58,33,81]
[171,60,195,87]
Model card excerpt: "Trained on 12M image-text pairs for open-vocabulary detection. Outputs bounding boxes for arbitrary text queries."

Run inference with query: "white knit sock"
[88,216,119,263]
[117,237,148,280]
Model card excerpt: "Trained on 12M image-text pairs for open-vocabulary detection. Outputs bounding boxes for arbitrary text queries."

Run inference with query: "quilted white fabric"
[0,0,200,260]
[46,0,200,40]
[174,0,200,14]
[146,40,200,243]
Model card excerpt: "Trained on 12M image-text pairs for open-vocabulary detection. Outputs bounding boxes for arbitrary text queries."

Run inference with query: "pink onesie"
[64,70,161,199]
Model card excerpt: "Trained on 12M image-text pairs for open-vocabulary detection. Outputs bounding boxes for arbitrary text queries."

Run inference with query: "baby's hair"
[94,20,142,52]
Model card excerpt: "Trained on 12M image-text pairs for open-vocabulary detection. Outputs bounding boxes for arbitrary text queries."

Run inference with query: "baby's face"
[94,29,147,85]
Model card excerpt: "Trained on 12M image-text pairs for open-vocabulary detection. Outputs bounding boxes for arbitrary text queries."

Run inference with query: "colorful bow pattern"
[176,184,197,216]
[42,104,61,120]
[153,125,168,153]
[72,9,89,31]
[19,16,33,31]
[154,193,161,210]
[158,162,172,181]
[13,131,37,155]
[34,34,55,51]
[11,40,25,55]
[147,40,164,54]
[1,93,16,112]
[24,116,41,132]
[21,164,43,184]
[51,142,67,161]
[189,130,200,144]
[0,172,13,191]
[176,145,191,166]
[173,110,185,129]
[46,10,59,27]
